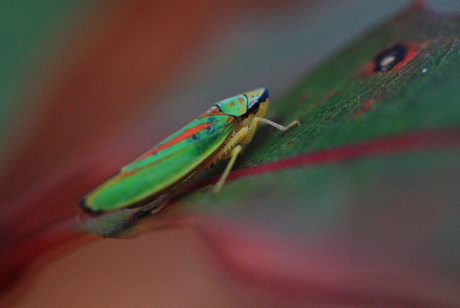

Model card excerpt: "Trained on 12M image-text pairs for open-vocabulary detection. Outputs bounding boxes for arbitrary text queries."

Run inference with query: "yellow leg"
[241,117,300,144]
[255,117,300,131]
[213,117,299,192]
[213,145,242,193]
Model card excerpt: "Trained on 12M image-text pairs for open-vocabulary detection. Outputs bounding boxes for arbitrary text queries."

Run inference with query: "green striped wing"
[81,115,234,213]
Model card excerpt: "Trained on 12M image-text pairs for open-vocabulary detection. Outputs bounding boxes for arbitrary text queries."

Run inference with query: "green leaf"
[168,3,460,208]
[79,3,460,303]
[156,4,459,304]
[84,3,460,280]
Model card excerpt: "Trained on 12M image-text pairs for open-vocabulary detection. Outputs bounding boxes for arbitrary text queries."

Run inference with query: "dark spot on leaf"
[374,44,407,72]
[362,42,425,75]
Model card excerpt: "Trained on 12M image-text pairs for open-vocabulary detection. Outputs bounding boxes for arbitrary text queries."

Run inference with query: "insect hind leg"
[212,117,299,192]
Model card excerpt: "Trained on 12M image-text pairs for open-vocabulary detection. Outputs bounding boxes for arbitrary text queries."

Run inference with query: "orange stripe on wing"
[139,123,210,159]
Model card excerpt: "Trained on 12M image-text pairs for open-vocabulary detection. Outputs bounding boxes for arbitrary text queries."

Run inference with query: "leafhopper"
[80,88,299,213]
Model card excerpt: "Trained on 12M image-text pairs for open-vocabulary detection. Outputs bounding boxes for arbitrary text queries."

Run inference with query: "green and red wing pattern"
[81,115,234,212]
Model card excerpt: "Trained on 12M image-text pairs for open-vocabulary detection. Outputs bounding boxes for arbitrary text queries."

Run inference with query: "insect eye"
[248,100,260,114]
[246,89,267,115]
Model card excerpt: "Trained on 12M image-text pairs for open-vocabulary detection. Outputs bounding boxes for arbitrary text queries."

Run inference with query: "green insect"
[80,88,299,214]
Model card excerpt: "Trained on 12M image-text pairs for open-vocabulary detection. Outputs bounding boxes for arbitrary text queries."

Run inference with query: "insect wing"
[81,115,234,212]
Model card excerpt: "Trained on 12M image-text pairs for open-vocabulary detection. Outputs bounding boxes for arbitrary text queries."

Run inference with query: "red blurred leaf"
[1,1,459,306]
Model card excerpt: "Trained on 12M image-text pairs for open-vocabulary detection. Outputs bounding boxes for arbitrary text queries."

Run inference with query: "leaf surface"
[108,2,460,305]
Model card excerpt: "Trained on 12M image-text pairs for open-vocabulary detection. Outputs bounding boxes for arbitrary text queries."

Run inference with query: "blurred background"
[1,0,459,306]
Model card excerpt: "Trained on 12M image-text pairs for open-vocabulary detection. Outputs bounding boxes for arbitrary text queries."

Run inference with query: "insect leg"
[213,145,242,193]
[241,117,300,144]
[255,117,300,131]
[212,117,299,192]
[132,193,171,220]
